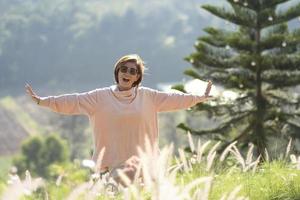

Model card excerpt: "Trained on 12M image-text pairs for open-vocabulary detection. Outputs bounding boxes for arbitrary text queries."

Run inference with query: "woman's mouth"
[122,78,130,82]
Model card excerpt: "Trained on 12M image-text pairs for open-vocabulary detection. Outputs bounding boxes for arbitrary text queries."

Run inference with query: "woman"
[25,54,213,183]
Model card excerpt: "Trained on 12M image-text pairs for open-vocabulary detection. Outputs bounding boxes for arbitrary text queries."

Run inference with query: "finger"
[25,83,31,91]
[25,88,34,96]
[25,82,31,89]
[206,81,212,89]
[207,85,212,92]
[205,85,212,95]
[25,85,35,96]
[207,82,212,89]
[206,84,211,90]
[25,87,33,96]
[205,91,211,96]
[25,85,39,103]
[25,84,32,91]
[207,81,213,89]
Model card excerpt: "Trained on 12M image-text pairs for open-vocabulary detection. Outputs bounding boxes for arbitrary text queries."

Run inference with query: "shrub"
[13,134,70,178]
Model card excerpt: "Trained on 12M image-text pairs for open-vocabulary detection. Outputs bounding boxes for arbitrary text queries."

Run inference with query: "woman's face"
[117,61,140,91]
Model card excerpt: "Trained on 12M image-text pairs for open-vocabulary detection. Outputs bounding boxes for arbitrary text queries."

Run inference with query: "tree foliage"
[180,0,300,158]
[13,134,69,178]
[0,0,207,92]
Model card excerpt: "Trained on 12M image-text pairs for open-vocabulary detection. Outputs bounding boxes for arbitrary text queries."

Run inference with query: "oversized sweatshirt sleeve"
[39,89,99,115]
[148,88,208,112]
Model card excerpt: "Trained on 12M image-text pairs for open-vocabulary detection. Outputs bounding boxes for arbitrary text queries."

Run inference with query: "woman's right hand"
[25,83,41,105]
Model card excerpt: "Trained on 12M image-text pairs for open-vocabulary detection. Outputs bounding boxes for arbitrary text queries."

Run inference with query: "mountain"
[0,97,37,155]
[0,95,90,156]
[1,0,298,95]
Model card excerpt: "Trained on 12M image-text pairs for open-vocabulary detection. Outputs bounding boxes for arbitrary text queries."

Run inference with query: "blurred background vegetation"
[0,0,217,182]
[0,0,299,199]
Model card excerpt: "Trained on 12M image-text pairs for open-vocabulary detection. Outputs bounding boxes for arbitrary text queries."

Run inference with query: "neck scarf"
[110,85,137,103]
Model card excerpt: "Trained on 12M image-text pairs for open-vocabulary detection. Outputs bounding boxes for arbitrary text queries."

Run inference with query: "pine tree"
[177,0,300,158]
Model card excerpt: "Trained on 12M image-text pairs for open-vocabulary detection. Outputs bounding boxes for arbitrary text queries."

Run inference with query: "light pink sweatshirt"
[40,85,208,169]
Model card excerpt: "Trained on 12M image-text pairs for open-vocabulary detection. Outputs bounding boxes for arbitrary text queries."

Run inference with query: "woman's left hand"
[204,80,213,97]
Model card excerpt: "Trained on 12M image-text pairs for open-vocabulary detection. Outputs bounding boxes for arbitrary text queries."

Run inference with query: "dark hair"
[114,54,146,87]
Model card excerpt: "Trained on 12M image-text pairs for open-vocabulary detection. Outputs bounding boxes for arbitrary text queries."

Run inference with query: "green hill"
[0,96,44,155]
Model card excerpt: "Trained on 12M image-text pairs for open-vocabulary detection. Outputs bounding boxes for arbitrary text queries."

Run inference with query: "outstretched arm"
[152,80,214,112]
[25,83,98,115]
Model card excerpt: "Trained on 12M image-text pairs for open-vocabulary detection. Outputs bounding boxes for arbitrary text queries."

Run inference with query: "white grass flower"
[23,188,32,196]
[227,185,243,200]
[66,183,90,200]
[290,154,300,169]
[250,155,261,173]
[9,174,20,182]
[178,148,191,172]
[197,140,211,163]
[11,139,299,199]
[296,156,300,170]
[133,162,143,186]
[137,142,186,200]
[285,138,292,158]
[230,145,246,170]
[290,154,297,163]
[246,143,254,165]
[95,147,106,173]
[264,148,270,162]
[168,164,182,183]
[191,154,197,164]
[201,176,213,200]
[179,177,213,200]
[7,180,13,185]
[91,173,100,180]
[10,166,18,174]
[207,141,221,160]
[220,141,237,162]
[2,172,44,200]
[188,157,193,171]
[23,170,40,195]
[87,177,106,197]
[55,174,64,186]
[187,131,195,153]
[206,151,217,172]
[155,178,180,200]
[140,157,154,189]
[25,170,31,181]
[220,193,228,200]
[206,142,221,171]
[82,159,96,169]
[116,169,132,187]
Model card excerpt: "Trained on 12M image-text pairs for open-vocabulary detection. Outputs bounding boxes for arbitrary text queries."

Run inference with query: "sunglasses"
[119,65,139,75]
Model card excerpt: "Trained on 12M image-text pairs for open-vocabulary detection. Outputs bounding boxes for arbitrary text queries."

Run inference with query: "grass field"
[0,156,12,196]
[1,137,300,200]
[0,156,12,180]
